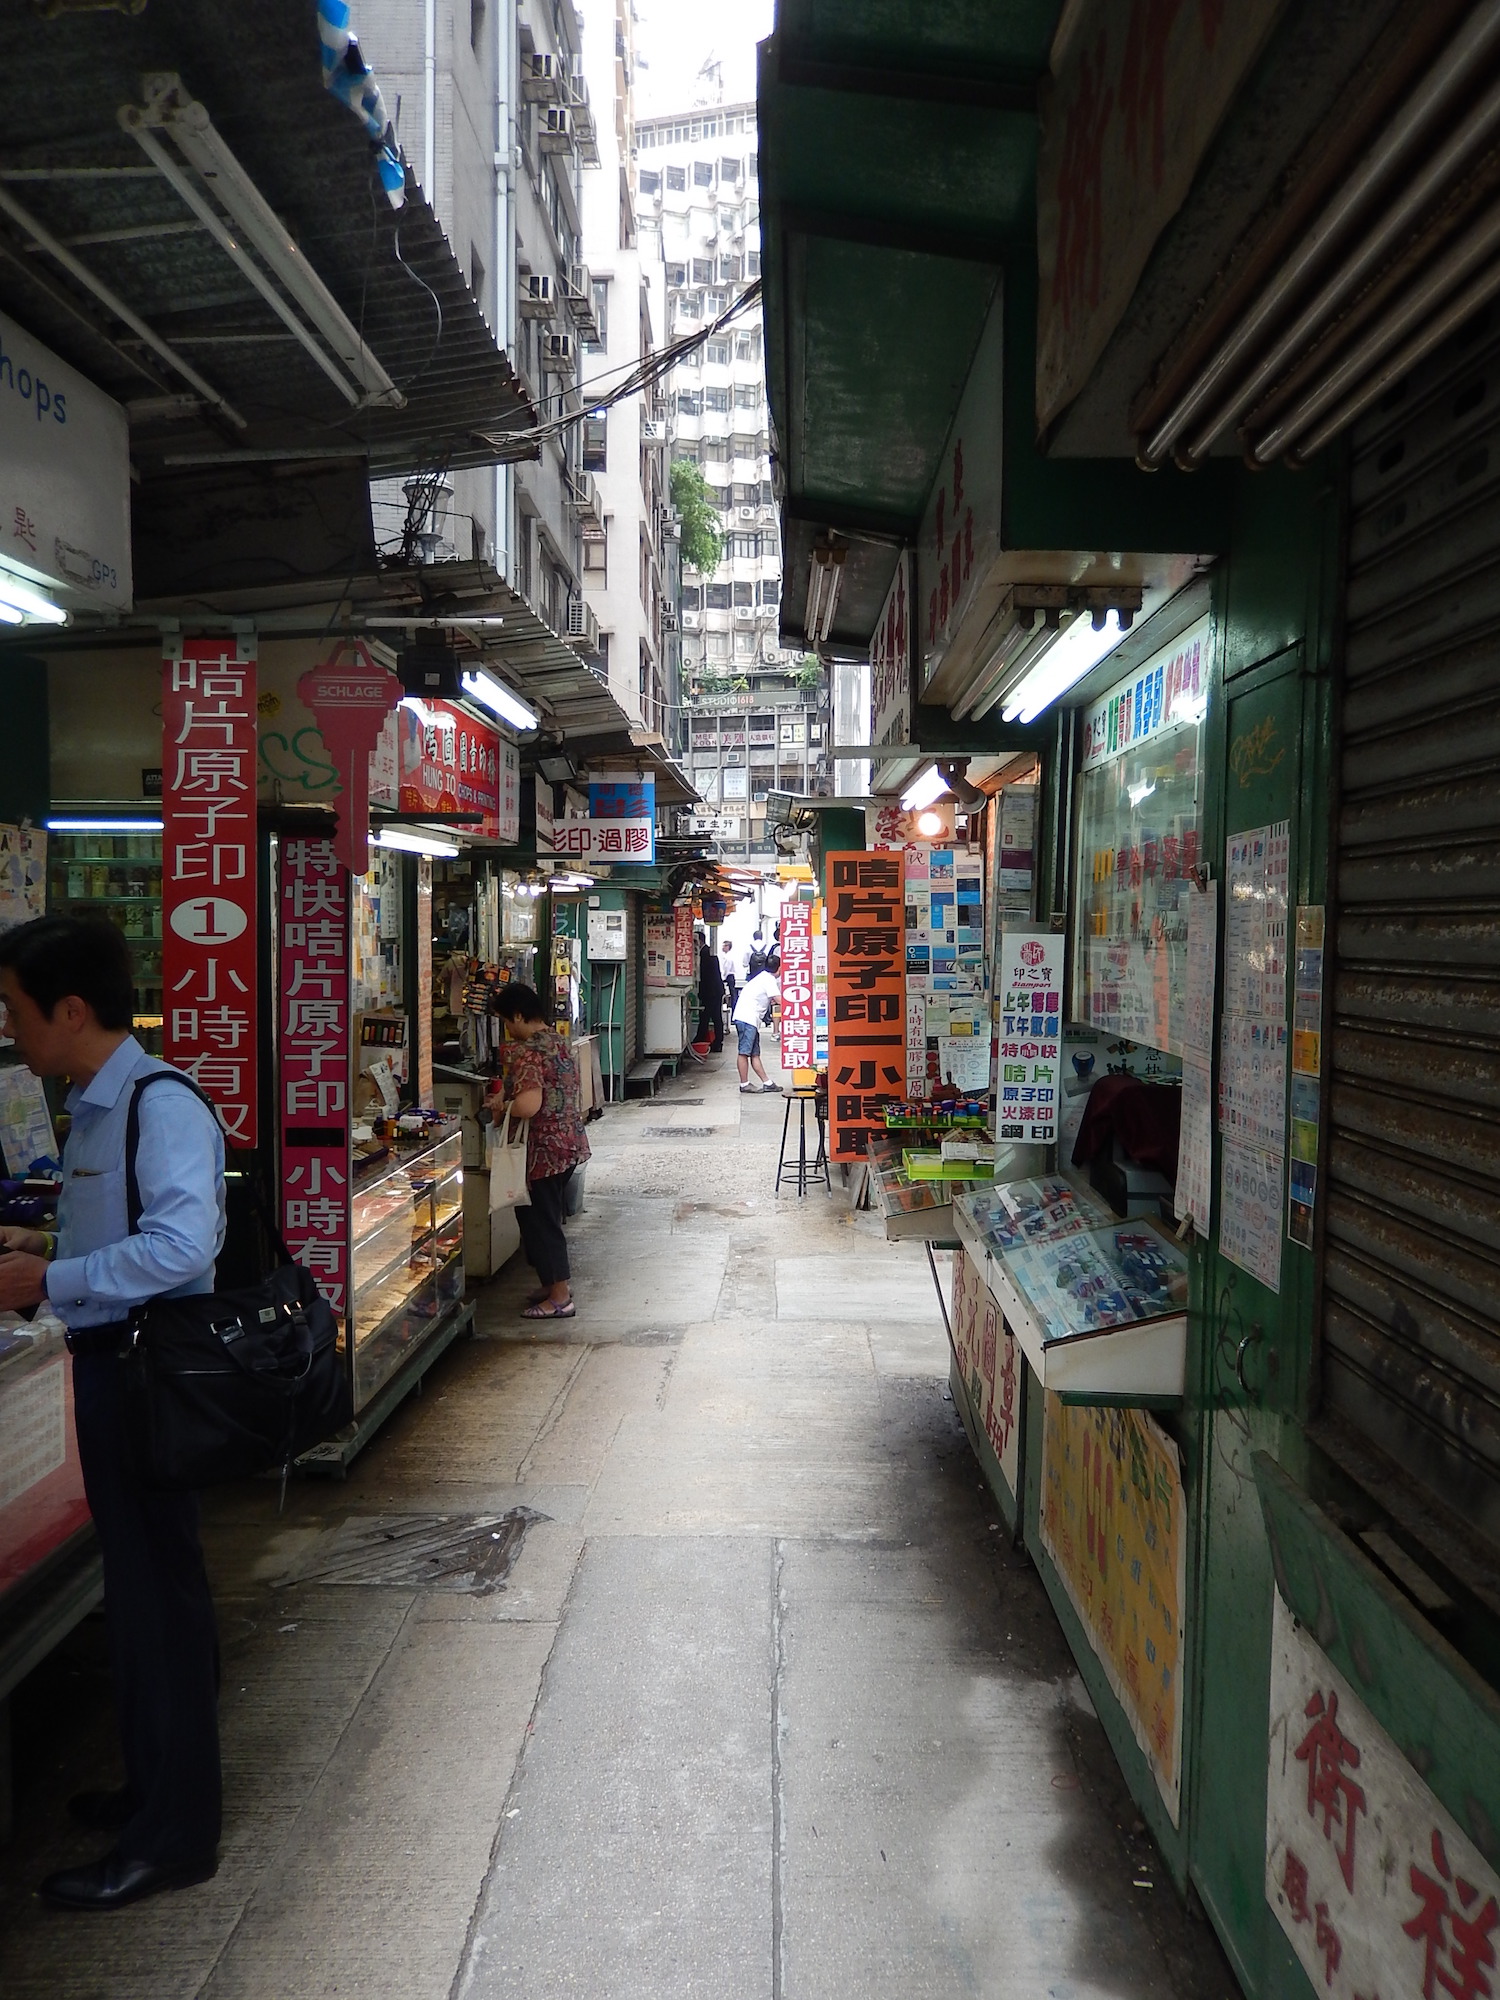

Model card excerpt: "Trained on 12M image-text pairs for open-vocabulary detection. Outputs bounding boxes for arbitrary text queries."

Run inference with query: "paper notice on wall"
[1220,1138,1284,1290]
[0,1064,57,1174]
[1176,1054,1213,1234]
[1183,880,1217,1058]
[937,1035,992,1093]
[0,823,45,930]
[1219,824,1289,1292]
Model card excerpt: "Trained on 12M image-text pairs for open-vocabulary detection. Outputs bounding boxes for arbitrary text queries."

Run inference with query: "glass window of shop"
[1071,619,1211,1056]
[48,831,164,1053]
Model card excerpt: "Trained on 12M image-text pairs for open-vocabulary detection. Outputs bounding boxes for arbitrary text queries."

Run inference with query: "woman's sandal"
[521,1298,576,1319]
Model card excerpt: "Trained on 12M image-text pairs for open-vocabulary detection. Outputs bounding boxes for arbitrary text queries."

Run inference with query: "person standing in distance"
[0,917,226,1911]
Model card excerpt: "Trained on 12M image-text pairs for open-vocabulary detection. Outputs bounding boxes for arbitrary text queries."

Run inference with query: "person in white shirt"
[732,969,781,1093]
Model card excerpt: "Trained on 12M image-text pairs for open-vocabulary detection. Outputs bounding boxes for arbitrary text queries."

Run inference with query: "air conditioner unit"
[523,52,562,101]
[544,331,575,372]
[737,506,756,521]
[681,610,701,629]
[540,105,572,150]
[566,597,601,653]
[521,272,555,315]
[640,419,666,444]
[733,605,754,621]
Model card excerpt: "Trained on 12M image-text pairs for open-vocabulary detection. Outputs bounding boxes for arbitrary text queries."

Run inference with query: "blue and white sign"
[1080,617,1211,770]
[0,310,132,614]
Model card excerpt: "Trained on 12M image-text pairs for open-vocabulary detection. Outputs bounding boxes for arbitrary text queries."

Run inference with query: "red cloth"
[1070,1075,1182,1176]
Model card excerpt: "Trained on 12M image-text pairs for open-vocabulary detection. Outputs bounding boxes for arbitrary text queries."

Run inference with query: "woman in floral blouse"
[489,984,591,1319]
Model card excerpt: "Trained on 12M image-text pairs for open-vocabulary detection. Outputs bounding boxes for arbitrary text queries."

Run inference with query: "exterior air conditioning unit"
[540,105,572,150]
[566,597,602,653]
[640,419,666,444]
[521,272,554,315]
[662,607,678,631]
[544,331,575,372]
[681,609,701,629]
[733,605,754,621]
[737,505,756,521]
[523,52,562,101]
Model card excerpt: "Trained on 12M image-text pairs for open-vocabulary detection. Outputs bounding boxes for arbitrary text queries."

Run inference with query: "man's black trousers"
[72,1347,222,1865]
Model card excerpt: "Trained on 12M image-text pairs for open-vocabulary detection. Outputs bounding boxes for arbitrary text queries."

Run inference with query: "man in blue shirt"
[0,916,225,1911]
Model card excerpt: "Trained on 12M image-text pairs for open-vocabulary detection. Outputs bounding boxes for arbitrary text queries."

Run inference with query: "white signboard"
[0,310,131,612]
[586,907,626,961]
[1267,1588,1500,2000]
[1080,618,1212,769]
[1176,880,1217,1235]
[995,931,1063,1143]
[918,291,1005,690]
[1219,822,1291,1292]
[687,814,737,837]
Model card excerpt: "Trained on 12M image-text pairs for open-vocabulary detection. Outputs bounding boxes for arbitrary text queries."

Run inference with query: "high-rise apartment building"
[636,101,830,864]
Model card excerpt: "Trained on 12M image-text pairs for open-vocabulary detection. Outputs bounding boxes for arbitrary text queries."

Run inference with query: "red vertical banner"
[673,903,696,980]
[779,902,814,1068]
[827,852,907,1160]
[279,838,350,1324]
[162,637,259,1146]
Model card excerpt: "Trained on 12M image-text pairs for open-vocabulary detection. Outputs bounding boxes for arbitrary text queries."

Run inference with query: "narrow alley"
[0,1049,1233,2000]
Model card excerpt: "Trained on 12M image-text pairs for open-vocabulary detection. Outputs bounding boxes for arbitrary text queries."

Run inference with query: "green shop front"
[761,4,1500,1993]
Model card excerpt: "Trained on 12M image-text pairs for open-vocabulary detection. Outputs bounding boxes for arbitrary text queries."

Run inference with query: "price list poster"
[827,853,906,1161]
[1218,822,1290,1291]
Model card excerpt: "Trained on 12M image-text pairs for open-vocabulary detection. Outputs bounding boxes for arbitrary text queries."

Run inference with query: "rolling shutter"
[623,896,641,1071]
[1327,305,1500,1547]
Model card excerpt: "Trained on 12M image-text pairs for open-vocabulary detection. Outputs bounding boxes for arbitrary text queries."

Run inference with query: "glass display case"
[46,832,163,1052]
[0,1308,91,1611]
[1072,621,1210,1056]
[350,1122,464,1406]
[953,1176,1112,1261]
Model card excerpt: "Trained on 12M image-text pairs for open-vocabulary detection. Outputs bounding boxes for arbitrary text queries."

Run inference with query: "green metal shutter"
[1328,307,1500,1545]
[623,896,641,1071]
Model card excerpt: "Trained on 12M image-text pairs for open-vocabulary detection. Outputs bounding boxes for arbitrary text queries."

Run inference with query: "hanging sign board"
[1080,618,1211,769]
[298,643,402,875]
[396,698,502,834]
[869,551,913,753]
[279,837,351,1325]
[995,931,1062,1143]
[555,777,657,864]
[826,851,906,1160]
[673,904,696,981]
[779,901,814,1068]
[162,636,259,1147]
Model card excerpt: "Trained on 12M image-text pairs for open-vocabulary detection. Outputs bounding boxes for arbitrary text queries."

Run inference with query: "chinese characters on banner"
[1040,1396,1186,1823]
[553,777,657,864]
[1266,1588,1500,1999]
[826,852,906,1161]
[996,932,1063,1142]
[673,903,696,981]
[162,638,258,1146]
[279,839,350,1322]
[779,902,814,1068]
[1219,823,1290,1291]
[396,698,503,833]
[1289,905,1325,1249]
[951,1246,1021,1507]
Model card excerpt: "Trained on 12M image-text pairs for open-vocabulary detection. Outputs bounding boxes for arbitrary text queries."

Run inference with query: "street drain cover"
[276,1509,543,1594]
[643,1125,715,1137]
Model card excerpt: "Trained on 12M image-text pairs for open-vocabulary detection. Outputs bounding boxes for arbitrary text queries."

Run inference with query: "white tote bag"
[486,1107,531,1210]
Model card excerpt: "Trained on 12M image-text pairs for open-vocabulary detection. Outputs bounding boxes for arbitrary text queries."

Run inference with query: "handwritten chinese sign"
[162,638,258,1147]
[1267,1589,1500,1999]
[826,852,906,1160]
[996,931,1063,1143]
[1040,1394,1186,1822]
[779,901,814,1069]
[279,838,350,1325]
[952,1246,1022,1508]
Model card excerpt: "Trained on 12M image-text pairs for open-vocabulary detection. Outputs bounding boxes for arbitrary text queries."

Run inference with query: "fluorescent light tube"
[1002,612,1129,725]
[376,827,462,858]
[900,764,951,812]
[48,817,164,832]
[461,669,539,731]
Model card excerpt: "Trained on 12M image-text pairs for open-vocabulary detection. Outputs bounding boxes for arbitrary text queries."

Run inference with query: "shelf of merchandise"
[347,1124,466,1410]
[46,834,164,1056]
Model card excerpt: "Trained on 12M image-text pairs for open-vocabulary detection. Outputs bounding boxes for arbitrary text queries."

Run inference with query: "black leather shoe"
[67,1788,135,1833]
[38,1850,217,1911]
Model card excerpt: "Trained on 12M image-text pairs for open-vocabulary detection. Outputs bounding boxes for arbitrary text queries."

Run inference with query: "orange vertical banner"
[826,851,906,1161]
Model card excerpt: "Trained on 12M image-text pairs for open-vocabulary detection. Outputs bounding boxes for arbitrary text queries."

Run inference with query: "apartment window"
[707,632,730,660]
[701,436,729,461]
[758,579,780,606]
[721,157,742,181]
[705,386,731,413]
[665,260,686,287]
[730,534,759,561]
[735,330,761,360]
[747,251,761,278]
[677,390,703,417]
[591,277,610,349]
[678,294,702,321]
[691,258,714,285]
[719,206,737,231]
[705,583,731,609]
[748,152,759,178]
[470,0,485,49]
[666,165,687,191]
[704,291,725,314]
[583,528,607,577]
[693,160,715,187]
[734,631,755,658]
[674,439,700,465]
[734,383,759,411]
[732,581,754,605]
[718,256,743,284]
[706,339,730,365]
[681,585,702,610]
[583,415,607,471]
[760,479,775,505]
[639,169,660,195]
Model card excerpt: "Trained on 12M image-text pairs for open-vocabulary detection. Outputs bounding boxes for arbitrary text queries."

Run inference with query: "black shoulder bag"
[120,1072,352,1490]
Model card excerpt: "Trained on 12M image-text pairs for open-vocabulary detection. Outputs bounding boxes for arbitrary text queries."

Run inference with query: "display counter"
[953,1178,1188,1402]
[349,1121,464,1407]
[865,1132,972,1243]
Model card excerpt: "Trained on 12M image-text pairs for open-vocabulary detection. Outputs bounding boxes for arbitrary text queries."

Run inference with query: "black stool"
[776,1087,830,1196]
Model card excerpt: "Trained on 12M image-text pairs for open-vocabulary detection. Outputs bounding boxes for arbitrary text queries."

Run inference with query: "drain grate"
[643,1125,715,1137]
[276,1509,543,1594]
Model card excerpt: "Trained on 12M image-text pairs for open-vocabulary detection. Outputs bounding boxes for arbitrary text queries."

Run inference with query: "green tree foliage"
[795,654,824,691]
[670,458,724,574]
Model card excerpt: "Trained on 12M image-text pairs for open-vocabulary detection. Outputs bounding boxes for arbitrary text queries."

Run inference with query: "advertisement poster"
[952,1247,1021,1506]
[1289,905,1325,1248]
[779,902,814,1069]
[826,852,906,1160]
[554,778,657,865]
[995,931,1063,1142]
[644,912,674,990]
[673,904,696,982]
[1175,880,1217,1234]
[397,699,502,835]
[1266,1588,1500,2000]
[1040,1394,1186,1823]
[0,1066,56,1176]
[0,823,45,928]
[279,838,351,1322]
[1219,822,1290,1291]
[161,638,259,1147]
[903,846,986,1091]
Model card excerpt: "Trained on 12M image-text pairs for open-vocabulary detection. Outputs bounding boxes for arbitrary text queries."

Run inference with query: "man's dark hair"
[493,982,550,1025]
[0,915,135,1030]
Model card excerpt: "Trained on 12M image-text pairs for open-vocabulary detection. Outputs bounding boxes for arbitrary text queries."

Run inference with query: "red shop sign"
[279,837,350,1324]
[297,642,402,875]
[161,637,259,1147]
[779,901,814,1069]
[396,698,501,834]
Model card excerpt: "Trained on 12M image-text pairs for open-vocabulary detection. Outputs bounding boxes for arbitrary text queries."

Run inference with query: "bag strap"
[125,1070,297,1269]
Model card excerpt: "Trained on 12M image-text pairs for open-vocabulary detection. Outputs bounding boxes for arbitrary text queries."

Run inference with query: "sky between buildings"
[633,0,776,116]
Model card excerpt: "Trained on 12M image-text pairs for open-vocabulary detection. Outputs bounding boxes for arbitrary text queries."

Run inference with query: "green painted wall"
[0,655,49,827]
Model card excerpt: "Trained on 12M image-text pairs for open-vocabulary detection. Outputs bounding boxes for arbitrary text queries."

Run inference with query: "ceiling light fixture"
[899,764,951,812]
[1002,611,1130,726]
[461,668,539,732]
[375,827,462,859]
[47,816,164,833]
[916,808,946,837]
[0,567,68,626]
[802,541,846,645]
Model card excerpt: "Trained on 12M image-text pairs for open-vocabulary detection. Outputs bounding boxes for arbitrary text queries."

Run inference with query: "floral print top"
[501,1028,591,1182]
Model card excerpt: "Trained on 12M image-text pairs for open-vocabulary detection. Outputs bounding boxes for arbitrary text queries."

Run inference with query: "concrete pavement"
[0,1043,1237,1998]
